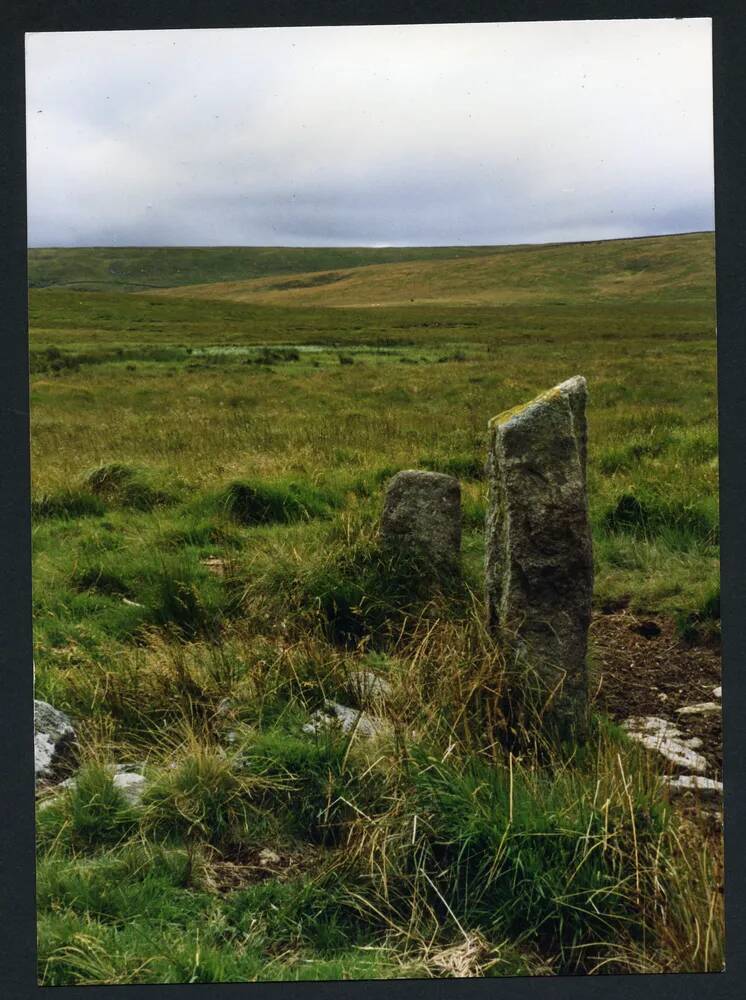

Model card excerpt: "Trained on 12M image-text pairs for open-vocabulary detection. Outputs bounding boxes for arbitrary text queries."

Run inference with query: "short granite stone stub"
[485,376,593,737]
[380,470,461,571]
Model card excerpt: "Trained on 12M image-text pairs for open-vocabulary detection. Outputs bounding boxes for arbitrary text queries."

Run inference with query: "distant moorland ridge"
[28,232,715,308]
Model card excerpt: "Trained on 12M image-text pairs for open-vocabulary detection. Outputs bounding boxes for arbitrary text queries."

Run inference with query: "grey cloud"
[25,20,714,248]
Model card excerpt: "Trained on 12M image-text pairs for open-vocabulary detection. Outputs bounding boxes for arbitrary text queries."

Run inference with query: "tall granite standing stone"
[485,376,593,737]
[381,470,461,572]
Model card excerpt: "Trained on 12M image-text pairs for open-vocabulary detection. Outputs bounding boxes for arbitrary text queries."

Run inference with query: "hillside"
[147,233,715,309]
[27,244,511,293]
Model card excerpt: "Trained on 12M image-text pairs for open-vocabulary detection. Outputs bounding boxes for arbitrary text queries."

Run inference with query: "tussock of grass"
[32,489,105,520]
[142,747,279,849]
[41,762,140,850]
[51,550,237,646]
[155,517,244,552]
[215,479,336,527]
[85,463,180,511]
[602,490,718,546]
[254,516,465,647]
[675,584,721,644]
[237,728,384,844]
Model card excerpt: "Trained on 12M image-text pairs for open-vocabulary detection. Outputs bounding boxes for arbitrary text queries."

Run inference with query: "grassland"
[31,233,722,984]
[28,244,514,293]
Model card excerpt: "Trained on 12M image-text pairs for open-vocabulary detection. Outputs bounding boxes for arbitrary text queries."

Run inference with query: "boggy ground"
[31,235,722,984]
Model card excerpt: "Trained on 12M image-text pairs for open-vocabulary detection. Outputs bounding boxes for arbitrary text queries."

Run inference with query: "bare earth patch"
[591,609,721,776]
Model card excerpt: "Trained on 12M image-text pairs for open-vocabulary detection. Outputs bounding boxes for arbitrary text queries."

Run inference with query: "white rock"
[34,700,77,784]
[713,686,722,700]
[303,701,381,738]
[622,716,709,773]
[112,772,147,805]
[662,774,723,799]
[258,848,280,866]
[623,716,678,737]
[676,702,720,716]
[682,735,704,749]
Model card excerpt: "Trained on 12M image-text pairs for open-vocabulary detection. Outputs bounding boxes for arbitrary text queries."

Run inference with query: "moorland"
[30,232,722,983]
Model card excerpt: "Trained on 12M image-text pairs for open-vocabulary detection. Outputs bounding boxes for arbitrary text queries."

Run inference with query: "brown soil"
[591,606,722,777]
[203,843,327,893]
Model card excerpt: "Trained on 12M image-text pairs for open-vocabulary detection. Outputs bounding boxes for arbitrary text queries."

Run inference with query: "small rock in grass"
[258,848,280,866]
[303,701,381,739]
[622,716,709,773]
[59,765,147,806]
[675,702,720,716]
[662,774,723,800]
[713,686,722,700]
[112,772,147,806]
[350,669,392,706]
[34,700,77,785]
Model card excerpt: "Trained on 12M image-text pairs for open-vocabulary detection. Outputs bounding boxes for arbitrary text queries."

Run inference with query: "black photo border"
[1,2,744,998]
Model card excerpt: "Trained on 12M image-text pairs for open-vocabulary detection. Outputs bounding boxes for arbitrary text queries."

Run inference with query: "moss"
[489,383,565,429]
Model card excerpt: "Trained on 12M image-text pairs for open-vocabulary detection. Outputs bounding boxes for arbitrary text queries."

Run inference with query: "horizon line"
[27,230,715,253]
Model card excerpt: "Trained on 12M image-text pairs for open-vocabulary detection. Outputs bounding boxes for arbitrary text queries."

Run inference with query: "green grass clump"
[238,729,383,843]
[32,489,105,520]
[278,528,464,646]
[156,517,244,552]
[142,748,273,849]
[674,584,721,644]
[44,763,141,850]
[405,741,664,965]
[602,490,718,546]
[54,551,235,645]
[72,567,133,598]
[217,480,336,527]
[85,464,179,511]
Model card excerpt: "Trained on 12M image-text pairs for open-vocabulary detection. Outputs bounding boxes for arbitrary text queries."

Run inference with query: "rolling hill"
[147,233,714,309]
[27,244,513,293]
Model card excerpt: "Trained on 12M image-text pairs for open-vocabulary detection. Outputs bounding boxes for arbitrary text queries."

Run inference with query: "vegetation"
[32,233,721,983]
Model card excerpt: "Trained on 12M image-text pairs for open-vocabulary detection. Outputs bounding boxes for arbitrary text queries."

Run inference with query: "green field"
[32,233,722,984]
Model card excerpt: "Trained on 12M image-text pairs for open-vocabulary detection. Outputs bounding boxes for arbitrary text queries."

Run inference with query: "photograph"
[27,18,722,984]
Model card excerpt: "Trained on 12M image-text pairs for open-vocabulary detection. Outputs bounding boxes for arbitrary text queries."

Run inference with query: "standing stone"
[380,470,461,572]
[34,699,78,785]
[485,376,593,737]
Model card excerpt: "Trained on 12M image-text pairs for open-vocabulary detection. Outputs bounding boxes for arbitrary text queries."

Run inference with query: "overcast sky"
[25,19,714,248]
